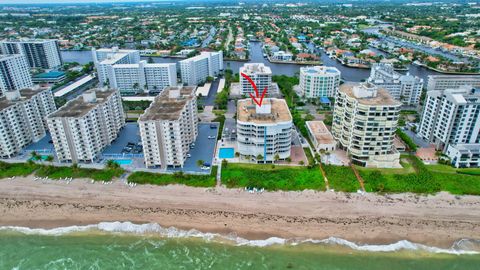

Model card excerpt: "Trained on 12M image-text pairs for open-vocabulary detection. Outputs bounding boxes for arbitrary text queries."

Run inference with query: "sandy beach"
[0,176,479,248]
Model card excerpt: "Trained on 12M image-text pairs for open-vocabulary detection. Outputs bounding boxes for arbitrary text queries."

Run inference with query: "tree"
[30,151,39,161]
[45,155,54,164]
[206,76,214,82]
[256,154,264,161]
[221,159,228,168]
[274,154,280,163]
[71,163,79,172]
[105,160,120,170]
[299,160,305,166]
[196,159,205,168]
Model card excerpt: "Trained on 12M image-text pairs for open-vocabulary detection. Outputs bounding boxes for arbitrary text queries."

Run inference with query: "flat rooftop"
[237,98,292,124]
[306,121,336,145]
[301,65,339,75]
[0,88,49,111]
[340,83,401,106]
[49,88,116,118]
[240,63,272,74]
[99,52,131,65]
[139,86,196,121]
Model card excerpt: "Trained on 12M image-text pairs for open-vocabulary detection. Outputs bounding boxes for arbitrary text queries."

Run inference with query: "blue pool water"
[110,159,133,165]
[219,148,235,159]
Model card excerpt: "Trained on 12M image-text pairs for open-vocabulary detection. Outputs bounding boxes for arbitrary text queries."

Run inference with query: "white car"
[207,136,216,139]
[187,154,191,158]
[201,166,210,170]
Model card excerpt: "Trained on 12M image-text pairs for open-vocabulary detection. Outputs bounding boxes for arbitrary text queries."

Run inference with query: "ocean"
[0,222,479,270]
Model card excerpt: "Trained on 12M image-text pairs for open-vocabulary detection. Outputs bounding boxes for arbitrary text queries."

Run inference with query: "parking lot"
[167,122,219,174]
[24,133,55,155]
[103,123,143,156]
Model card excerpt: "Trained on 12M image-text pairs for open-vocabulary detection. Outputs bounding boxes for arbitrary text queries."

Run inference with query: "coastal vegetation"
[127,166,217,187]
[357,156,480,195]
[0,161,124,181]
[221,163,325,191]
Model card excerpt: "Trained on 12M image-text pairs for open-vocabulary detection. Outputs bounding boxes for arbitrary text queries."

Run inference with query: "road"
[203,78,220,106]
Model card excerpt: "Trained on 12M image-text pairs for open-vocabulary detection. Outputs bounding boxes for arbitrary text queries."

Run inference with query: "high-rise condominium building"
[368,63,423,105]
[109,61,177,95]
[332,82,401,168]
[0,87,56,158]
[92,47,141,86]
[299,66,340,98]
[47,88,125,163]
[418,87,480,152]
[236,98,292,163]
[426,75,480,91]
[179,51,223,85]
[139,86,198,169]
[0,54,33,96]
[0,39,63,69]
[239,63,272,96]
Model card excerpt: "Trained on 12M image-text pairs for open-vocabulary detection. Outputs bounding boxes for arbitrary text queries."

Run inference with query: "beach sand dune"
[0,176,480,248]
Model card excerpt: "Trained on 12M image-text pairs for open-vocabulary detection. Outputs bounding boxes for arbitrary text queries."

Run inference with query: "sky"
[0,0,178,4]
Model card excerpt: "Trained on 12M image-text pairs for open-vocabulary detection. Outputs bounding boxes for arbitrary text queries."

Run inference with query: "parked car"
[187,154,191,158]
[207,135,216,139]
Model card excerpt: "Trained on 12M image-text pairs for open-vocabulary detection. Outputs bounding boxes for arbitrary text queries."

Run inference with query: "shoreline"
[1,176,480,249]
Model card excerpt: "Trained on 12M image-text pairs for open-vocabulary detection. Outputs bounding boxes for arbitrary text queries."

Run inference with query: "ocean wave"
[0,221,478,255]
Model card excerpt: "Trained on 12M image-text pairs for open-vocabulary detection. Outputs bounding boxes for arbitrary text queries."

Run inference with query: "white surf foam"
[0,221,478,255]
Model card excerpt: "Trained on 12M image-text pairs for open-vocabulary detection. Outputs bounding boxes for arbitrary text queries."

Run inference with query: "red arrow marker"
[241,72,267,107]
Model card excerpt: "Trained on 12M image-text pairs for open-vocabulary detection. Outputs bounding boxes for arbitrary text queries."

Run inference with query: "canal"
[61,41,448,83]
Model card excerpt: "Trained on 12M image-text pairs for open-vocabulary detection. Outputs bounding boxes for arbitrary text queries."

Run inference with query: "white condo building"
[0,54,33,96]
[92,47,140,87]
[179,51,223,85]
[426,75,480,91]
[109,61,177,95]
[0,87,56,158]
[240,63,272,96]
[368,63,423,105]
[332,83,402,168]
[236,98,292,163]
[47,88,125,163]
[0,39,63,69]
[299,66,341,98]
[139,86,198,169]
[418,87,480,157]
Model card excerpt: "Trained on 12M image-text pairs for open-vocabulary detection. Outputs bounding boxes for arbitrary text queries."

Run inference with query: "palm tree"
[105,160,120,170]
[71,163,79,173]
[274,154,280,163]
[30,151,39,161]
[45,155,54,164]
[256,154,263,162]
[196,159,205,168]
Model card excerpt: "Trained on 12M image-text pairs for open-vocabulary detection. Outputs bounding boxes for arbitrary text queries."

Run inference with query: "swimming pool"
[219,148,235,159]
[29,155,50,161]
[110,159,133,165]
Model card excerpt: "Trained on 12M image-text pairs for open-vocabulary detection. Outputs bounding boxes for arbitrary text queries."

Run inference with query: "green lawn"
[323,164,359,192]
[221,163,325,191]
[127,166,217,187]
